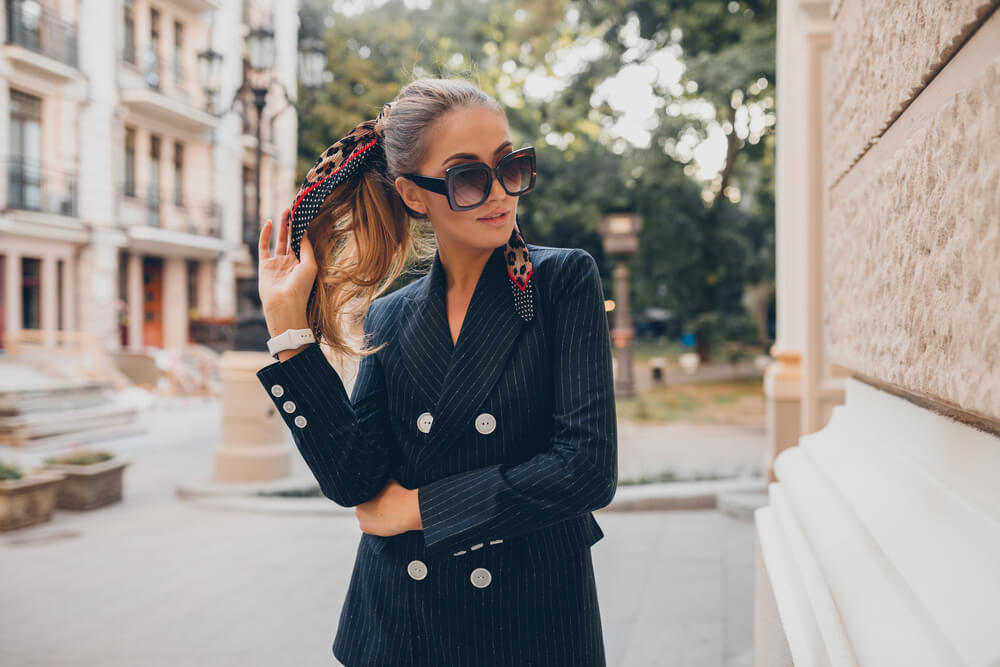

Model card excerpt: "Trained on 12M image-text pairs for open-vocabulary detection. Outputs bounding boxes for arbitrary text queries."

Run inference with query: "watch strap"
[267,328,316,360]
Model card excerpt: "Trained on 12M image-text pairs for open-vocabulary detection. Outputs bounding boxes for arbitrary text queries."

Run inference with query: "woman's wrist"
[275,344,314,362]
[264,311,310,338]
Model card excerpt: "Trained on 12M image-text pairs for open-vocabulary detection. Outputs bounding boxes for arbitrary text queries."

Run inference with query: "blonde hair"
[305,76,505,367]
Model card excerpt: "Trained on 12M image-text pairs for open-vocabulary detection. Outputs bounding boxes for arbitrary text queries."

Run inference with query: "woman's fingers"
[276,209,289,256]
[259,219,272,260]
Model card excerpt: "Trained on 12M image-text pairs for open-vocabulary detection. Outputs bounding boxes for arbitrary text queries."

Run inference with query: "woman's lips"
[477,210,508,226]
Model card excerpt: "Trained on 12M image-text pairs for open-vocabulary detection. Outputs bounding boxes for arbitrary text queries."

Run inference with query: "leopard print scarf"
[288,102,535,323]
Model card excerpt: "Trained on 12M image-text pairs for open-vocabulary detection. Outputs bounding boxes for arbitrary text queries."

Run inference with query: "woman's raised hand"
[258,207,318,336]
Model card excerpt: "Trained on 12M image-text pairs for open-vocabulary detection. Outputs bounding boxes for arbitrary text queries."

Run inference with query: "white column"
[764,0,836,482]
[41,254,58,347]
[127,252,143,350]
[5,250,21,339]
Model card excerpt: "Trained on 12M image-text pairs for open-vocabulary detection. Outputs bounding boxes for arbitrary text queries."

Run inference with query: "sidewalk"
[0,397,760,667]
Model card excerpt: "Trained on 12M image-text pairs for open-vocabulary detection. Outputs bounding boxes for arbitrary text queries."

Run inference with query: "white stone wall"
[824,2,1000,422]
[826,0,999,184]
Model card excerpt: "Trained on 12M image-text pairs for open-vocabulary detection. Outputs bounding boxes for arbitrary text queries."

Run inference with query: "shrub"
[43,449,114,466]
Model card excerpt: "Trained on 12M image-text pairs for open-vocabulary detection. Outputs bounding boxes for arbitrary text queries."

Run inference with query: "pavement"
[0,395,767,667]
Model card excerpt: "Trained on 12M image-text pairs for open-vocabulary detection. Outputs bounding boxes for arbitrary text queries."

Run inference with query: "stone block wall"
[824,2,1000,423]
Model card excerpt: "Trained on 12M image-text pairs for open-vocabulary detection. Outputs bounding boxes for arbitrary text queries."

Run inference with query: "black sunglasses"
[402,146,537,211]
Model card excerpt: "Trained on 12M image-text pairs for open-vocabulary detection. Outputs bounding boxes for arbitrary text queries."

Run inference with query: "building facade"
[756,1,1000,665]
[0,0,300,353]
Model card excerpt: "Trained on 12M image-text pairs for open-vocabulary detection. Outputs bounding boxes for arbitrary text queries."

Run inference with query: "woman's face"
[395,105,518,254]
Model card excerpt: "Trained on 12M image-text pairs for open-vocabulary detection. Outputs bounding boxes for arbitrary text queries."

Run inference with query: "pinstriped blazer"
[256,242,618,665]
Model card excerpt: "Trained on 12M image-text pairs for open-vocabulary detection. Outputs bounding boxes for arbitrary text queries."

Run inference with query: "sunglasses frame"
[402,146,537,212]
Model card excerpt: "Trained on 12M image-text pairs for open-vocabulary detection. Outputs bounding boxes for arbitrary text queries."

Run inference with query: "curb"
[601,477,767,512]
[177,476,769,516]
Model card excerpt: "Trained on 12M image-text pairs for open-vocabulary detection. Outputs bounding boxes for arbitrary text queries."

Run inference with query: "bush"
[43,449,114,466]
[0,461,24,481]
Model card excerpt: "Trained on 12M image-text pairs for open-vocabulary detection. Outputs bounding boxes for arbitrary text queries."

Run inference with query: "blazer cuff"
[417,468,503,559]
[255,341,351,436]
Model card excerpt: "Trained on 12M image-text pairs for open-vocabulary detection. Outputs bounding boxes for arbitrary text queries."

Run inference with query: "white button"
[407,559,428,581]
[469,542,484,551]
[417,412,433,433]
[294,415,307,428]
[489,539,503,545]
[452,550,467,557]
[270,384,284,397]
[282,400,296,413]
[475,413,496,435]
[470,567,492,588]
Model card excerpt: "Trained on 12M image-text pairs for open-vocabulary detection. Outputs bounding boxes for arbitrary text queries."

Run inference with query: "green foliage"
[0,461,23,481]
[295,0,776,347]
[43,450,114,466]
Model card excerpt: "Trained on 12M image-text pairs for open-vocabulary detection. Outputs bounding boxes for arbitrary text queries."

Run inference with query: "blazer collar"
[398,243,531,466]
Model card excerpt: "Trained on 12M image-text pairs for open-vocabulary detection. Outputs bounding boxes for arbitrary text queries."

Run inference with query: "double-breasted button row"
[406,559,494,588]
[415,411,497,435]
[270,384,307,429]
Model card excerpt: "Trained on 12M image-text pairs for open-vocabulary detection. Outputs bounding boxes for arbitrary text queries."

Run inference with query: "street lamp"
[599,208,643,398]
[196,29,327,350]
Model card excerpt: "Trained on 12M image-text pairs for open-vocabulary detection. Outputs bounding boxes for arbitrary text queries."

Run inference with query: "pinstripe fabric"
[256,243,617,666]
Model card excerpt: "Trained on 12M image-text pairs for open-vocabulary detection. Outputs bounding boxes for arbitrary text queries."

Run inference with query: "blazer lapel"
[398,244,530,467]
[395,253,453,411]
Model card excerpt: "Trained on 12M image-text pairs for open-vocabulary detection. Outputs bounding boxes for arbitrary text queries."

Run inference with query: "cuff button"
[270,384,284,397]
[282,400,296,413]
[294,415,307,428]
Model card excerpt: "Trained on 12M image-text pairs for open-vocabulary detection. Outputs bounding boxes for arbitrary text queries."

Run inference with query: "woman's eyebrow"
[442,140,513,166]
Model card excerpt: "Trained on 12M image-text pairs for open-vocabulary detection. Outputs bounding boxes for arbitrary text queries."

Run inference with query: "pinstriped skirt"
[332,531,607,666]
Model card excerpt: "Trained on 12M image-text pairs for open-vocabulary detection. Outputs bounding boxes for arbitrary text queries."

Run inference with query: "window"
[56,259,64,331]
[173,141,184,207]
[173,21,183,84]
[149,135,161,226]
[187,259,199,319]
[123,0,136,64]
[150,8,160,51]
[8,90,42,211]
[242,163,256,223]
[147,7,161,89]
[124,126,136,197]
[21,257,41,330]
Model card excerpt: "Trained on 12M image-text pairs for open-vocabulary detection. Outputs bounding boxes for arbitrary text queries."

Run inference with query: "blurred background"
[1,0,997,666]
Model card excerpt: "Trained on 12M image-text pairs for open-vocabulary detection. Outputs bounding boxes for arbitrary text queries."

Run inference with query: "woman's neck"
[437,242,494,294]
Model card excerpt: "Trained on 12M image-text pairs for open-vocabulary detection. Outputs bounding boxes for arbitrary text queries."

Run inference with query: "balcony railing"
[142,48,163,92]
[119,185,223,238]
[4,0,78,67]
[6,157,77,217]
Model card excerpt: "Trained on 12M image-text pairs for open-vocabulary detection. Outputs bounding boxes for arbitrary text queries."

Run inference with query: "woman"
[256,77,617,666]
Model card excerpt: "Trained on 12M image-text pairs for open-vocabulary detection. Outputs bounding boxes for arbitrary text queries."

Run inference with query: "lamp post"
[599,209,643,398]
[196,28,327,350]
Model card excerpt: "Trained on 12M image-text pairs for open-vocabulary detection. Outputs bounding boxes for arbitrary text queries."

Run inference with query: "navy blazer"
[256,242,618,666]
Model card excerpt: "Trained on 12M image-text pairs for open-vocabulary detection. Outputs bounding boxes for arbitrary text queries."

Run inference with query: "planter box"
[0,471,66,531]
[41,457,130,510]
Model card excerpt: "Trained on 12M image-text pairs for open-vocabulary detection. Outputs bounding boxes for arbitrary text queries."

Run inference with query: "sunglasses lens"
[452,167,490,208]
[499,154,533,194]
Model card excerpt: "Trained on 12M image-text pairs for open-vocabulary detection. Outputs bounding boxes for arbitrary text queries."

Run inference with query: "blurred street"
[0,396,758,667]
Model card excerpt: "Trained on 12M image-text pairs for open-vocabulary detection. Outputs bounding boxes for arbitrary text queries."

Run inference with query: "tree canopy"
[294,0,776,352]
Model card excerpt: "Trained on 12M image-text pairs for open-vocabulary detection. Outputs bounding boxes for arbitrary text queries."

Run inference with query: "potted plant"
[40,449,130,510]
[0,460,66,531]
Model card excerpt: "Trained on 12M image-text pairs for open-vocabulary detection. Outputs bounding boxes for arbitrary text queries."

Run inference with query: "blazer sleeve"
[416,249,618,559]
[255,303,397,507]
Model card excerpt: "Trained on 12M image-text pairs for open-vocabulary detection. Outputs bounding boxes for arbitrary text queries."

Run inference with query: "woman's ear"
[394,176,429,217]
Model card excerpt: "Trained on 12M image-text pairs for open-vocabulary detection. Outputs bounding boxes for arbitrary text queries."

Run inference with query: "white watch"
[267,328,316,360]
